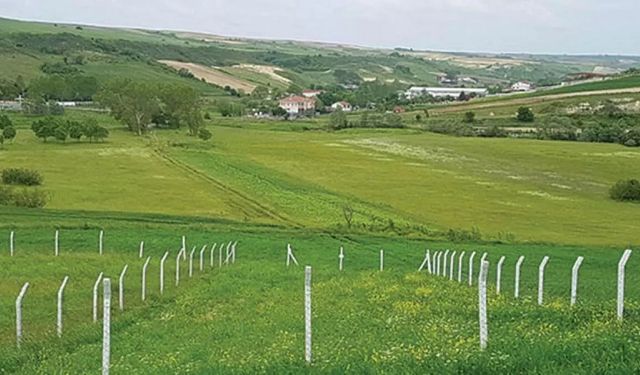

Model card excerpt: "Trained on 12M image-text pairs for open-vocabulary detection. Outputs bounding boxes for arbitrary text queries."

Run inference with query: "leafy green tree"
[271,106,287,117]
[158,84,203,135]
[0,114,12,129]
[610,179,640,202]
[53,122,68,142]
[2,126,16,142]
[516,107,535,122]
[31,117,58,142]
[67,121,84,141]
[329,108,348,130]
[96,80,160,135]
[82,118,109,143]
[251,85,270,100]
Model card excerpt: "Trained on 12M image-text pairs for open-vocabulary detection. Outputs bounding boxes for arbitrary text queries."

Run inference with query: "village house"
[331,101,352,112]
[279,95,316,116]
[510,81,534,92]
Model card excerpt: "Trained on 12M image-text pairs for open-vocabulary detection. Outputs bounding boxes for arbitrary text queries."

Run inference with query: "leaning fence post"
[118,264,128,311]
[379,250,384,271]
[10,230,15,256]
[287,244,299,267]
[225,242,232,265]
[93,272,104,322]
[176,251,182,286]
[339,246,345,271]
[102,278,111,375]
[218,245,223,268]
[139,241,144,258]
[418,250,429,272]
[16,282,29,348]
[57,276,69,337]
[142,257,151,301]
[55,229,59,256]
[496,256,506,295]
[199,245,206,271]
[458,252,465,282]
[443,249,450,278]
[571,256,584,306]
[449,251,457,280]
[478,260,489,351]
[99,230,104,255]
[617,249,633,320]
[160,251,169,294]
[468,252,477,286]
[189,247,196,277]
[515,256,525,298]
[210,243,217,267]
[480,252,488,263]
[304,266,312,363]
[538,256,550,305]
[232,241,237,264]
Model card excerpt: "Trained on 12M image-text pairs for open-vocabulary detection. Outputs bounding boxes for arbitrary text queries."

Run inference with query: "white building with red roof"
[279,95,316,116]
[331,101,353,112]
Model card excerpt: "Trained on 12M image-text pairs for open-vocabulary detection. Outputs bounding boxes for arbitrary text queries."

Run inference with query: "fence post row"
[496,256,506,295]
[102,278,111,375]
[16,282,30,348]
[617,249,633,320]
[514,256,525,298]
[478,260,489,351]
[93,272,104,322]
[57,276,69,337]
[570,256,584,306]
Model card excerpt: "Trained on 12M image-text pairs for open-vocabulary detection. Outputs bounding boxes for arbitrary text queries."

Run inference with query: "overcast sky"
[1,0,638,55]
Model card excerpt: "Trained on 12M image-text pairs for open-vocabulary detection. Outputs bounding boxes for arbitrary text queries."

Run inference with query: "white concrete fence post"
[570,256,584,306]
[181,236,186,258]
[118,264,128,311]
[93,272,104,322]
[10,230,15,256]
[225,242,232,265]
[102,278,111,375]
[436,251,443,276]
[480,252,488,264]
[304,266,312,363]
[189,247,196,277]
[478,260,489,351]
[99,230,104,255]
[379,250,384,271]
[468,252,477,286]
[449,251,457,280]
[538,256,550,305]
[55,229,59,256]
[339,246,344,271]
[210,243,217,267]
[496,256,506,295]
[418,250,429,272]
[142,257,151,301]
[232,241,237,264]
[16,282,29,348]
[458,252,465,282]
[199,245,207,271]
[286,244,299,267]
[139,241,144,259]
[176,251,182,286]
[514,256,525,298]
[160,252,169,295]
[443,250,450,278]
[57,276,69,337]
[617,249,633,320]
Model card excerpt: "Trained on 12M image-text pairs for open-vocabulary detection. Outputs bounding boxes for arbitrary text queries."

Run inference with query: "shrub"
[11,189,49,208]
[610,179,640,202]
[198,128,212,141]
[516,107,535,122]
[463,111,476,123]
[2,168,43,186]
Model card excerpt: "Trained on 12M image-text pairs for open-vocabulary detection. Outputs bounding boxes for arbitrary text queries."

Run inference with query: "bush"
[610,179,640,202]
[516,107,535,122]
[463,111,476,123]
[2,168,43,186]
[198,128,212,141]
[11,189,49,208]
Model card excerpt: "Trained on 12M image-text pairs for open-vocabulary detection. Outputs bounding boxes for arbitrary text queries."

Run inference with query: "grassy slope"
[0,211,638,373]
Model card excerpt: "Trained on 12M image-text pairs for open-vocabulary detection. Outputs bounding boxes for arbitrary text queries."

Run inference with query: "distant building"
[302,89,323,98]
[331,101,352,112]
[404,86,488,100]
[279,95,316,116]
[510,81,534,92]
[0,100,21,111]
[393,106,406,113]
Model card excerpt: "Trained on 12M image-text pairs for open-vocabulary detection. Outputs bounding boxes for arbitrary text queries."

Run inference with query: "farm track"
[152,149,302,228]
[433,87,640,113]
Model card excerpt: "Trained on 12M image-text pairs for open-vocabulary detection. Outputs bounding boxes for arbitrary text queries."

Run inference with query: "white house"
[331,101,352,112]
[510,81,534,92]
[404,87,488,100]
[302,89,323,98]
[279,95,316,116]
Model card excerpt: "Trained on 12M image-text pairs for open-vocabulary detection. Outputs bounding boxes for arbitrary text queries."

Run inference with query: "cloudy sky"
[1,0,638,55]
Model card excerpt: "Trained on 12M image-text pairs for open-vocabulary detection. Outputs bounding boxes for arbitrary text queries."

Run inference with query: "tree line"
[31,117,109,143]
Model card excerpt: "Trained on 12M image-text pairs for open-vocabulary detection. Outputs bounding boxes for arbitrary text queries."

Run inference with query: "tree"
[2,126,16,142]
[198,128,212,141]
[252,85,270,100]
[0,114,12,129]
[463,111,476,123]
[516,107,535,122]
[83,118,109,143]
[53,122,68,142]
[329,108,348,130]
[96,80,160,135]
[31,117,58,142]
[157,85,203,135]
[610,179,640,202]
[342,205,354,228]
[67,121,84,141]
[271,106,287,117]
